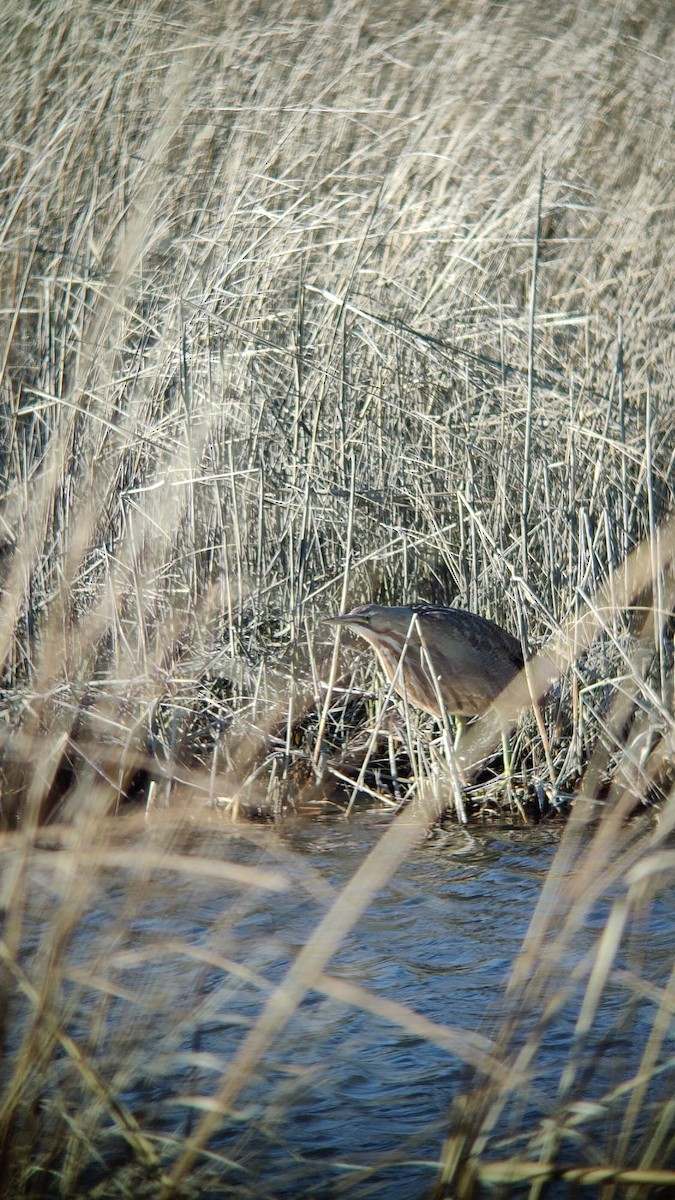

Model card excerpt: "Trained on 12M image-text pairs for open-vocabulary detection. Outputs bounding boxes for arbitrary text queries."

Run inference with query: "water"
[4,814,673,1198]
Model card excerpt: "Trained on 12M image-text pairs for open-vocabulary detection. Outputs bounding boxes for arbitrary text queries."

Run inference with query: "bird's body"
[327,602,524,721]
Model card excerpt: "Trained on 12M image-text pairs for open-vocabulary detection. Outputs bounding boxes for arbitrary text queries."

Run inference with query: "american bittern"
[327,603,525,771]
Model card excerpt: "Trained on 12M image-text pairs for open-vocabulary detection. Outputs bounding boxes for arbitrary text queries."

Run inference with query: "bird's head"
[326,604,417,643]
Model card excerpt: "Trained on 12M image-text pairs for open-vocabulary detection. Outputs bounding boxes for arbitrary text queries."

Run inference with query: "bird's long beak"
[325,613,349,624]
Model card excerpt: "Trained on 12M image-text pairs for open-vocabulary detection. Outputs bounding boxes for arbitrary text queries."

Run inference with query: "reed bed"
[0,0,673,1195]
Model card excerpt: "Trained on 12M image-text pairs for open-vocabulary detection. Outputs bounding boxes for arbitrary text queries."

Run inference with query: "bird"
[326,602,525,771]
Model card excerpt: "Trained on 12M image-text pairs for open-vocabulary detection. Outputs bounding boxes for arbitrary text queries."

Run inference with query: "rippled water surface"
[9,815,674,1198]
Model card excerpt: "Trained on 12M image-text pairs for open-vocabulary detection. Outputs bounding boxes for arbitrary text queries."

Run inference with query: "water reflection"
[5,816,673,1198]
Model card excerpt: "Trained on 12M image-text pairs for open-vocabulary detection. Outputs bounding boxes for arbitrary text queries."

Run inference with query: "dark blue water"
[5,815,674,1199]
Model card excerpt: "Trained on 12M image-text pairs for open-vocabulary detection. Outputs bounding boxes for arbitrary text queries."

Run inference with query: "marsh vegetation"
[0,1,673,1195]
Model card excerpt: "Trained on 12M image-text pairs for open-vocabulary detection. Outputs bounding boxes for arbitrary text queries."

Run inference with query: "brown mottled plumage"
[326,603,524,721]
